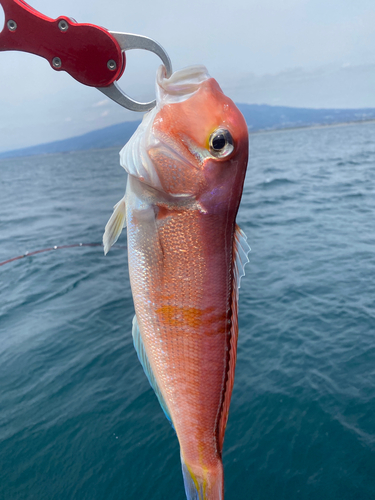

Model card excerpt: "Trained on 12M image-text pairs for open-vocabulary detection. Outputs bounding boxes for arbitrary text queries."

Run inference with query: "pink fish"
[103,65,249,499]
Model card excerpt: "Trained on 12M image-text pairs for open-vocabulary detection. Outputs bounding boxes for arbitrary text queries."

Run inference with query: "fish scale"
[127,203,238,496]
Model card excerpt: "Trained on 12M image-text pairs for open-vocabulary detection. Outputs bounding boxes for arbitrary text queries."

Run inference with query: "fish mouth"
[146,140,202,199]
[151,143,198,171]
[151,127,212,171]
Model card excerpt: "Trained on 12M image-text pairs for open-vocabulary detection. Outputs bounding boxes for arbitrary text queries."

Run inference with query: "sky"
[1,0,375,152]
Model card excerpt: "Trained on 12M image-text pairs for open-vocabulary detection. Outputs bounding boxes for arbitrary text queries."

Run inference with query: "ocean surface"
[0,121,375,500]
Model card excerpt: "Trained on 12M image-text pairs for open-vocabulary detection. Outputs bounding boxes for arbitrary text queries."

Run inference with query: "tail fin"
[181,456,224,500]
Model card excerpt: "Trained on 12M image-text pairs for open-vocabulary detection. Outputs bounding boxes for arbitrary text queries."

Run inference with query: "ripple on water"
[1,125,375,499]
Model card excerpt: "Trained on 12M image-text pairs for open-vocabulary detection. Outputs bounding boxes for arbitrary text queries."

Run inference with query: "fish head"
[120,65,249,213]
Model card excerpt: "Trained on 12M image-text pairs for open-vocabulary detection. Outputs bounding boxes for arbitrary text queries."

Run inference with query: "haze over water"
[0,121,374,499]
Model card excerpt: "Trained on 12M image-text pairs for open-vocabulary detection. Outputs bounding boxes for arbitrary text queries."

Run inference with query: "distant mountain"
[1,104,375,159]
[238,104,375,131]
[0,121,141,159]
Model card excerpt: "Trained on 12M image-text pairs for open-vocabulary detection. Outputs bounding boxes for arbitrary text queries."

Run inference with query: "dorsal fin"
[132,315,174,427]
[218,224,250,449]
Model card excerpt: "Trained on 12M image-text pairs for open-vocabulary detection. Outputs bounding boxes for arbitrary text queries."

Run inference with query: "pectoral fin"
[103,196,126,255]
[233,223,250,289]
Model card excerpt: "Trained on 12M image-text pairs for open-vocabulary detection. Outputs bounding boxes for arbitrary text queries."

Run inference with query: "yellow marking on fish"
[156,306,203,328]
[186,463,205,500]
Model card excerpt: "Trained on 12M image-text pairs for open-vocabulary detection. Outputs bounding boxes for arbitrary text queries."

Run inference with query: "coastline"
[249,118,375,135]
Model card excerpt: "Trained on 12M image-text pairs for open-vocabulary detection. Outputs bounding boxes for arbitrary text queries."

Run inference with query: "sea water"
[0,122,374,499]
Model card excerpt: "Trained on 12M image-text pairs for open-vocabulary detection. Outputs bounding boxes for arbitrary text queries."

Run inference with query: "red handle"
[0,0,125,87]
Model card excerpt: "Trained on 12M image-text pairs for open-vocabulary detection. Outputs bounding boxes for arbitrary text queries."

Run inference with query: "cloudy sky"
[0,0,375,152]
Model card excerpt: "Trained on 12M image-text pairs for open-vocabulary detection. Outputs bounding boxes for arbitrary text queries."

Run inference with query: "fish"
[103,64,250,500]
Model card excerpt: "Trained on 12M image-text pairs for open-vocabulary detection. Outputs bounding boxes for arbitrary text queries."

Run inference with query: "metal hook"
[97,32,173,112]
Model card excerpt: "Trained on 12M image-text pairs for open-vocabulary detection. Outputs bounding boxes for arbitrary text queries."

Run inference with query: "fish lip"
[150,142,199,173]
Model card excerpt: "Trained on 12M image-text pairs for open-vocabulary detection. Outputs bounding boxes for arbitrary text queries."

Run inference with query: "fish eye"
[209,129,234,159]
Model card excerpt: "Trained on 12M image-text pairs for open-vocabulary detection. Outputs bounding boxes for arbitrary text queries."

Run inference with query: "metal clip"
[98,32,172,112]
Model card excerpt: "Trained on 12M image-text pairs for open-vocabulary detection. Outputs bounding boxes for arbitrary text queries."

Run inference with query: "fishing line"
[0,243,126,267]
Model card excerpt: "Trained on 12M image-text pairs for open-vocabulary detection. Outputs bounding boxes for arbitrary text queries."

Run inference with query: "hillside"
[1,104,375,159]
